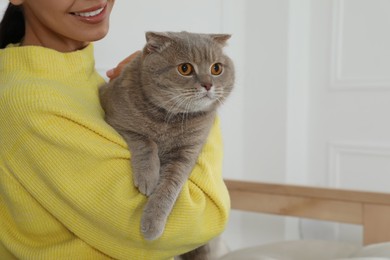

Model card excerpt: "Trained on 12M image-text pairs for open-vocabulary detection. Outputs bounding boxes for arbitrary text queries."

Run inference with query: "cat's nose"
[201,83,213,91]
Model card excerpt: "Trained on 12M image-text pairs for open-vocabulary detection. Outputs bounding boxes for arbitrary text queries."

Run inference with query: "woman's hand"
[106,51,141,81]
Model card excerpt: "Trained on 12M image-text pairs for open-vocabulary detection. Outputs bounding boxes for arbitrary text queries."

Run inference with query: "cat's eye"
[178,63,194,76]
[211,63,223,76]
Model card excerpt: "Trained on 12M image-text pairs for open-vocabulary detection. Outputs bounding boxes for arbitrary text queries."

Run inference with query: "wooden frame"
[225,179,390,245]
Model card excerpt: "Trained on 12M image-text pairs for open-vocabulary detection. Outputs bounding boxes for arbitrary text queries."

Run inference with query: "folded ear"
[210,34,231,46]
[144,31,172,54]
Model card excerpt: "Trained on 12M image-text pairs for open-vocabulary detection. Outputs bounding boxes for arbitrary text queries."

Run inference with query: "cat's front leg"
[141,151,198,240]
[141,172,186,240]
[120,131,160,196]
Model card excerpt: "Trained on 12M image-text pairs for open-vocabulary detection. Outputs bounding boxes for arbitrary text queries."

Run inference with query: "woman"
[0,1,230,259]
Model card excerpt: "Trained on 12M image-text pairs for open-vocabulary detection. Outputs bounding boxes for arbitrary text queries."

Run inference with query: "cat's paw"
[132,156,160,196]
[133,169,159,196]
[141,212,166,240]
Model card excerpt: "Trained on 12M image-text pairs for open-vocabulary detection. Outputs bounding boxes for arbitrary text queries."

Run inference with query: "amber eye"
[178,63,194,76]
[211,63,223,75]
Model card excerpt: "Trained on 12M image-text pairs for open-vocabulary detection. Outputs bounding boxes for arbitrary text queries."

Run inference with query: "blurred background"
[2,0,390,252]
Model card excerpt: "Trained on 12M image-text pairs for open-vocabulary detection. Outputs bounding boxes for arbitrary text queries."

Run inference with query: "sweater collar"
[0,44,96,78]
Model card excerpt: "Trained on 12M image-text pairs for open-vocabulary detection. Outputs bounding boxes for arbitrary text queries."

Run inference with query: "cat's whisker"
[164,96,190,124]
[182,99,194,132]
[214,96,226,107]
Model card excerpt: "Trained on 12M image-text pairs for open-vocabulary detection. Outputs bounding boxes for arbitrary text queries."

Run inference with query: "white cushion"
[335,258,390,260]
[353,242,390,257]
[218,241,390,259]
[218,240,359,260]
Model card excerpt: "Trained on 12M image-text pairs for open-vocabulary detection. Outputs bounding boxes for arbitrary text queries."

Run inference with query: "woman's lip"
[70,3,108,24]
[71,3,106,14]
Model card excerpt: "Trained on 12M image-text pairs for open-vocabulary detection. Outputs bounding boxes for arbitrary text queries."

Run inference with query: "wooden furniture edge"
[224,179,390,245]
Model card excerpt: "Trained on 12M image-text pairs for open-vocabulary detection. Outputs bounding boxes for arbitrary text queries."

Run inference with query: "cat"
[99,31,234,256]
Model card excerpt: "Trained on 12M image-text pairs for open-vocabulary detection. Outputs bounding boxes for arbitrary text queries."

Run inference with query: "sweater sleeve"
[1,81,230,259]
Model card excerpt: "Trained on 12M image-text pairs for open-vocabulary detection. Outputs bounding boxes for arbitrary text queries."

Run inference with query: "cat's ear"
[144,31,172,54]
[210,34,231,46]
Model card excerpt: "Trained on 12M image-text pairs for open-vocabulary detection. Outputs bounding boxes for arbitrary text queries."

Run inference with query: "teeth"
[74,7,104,17]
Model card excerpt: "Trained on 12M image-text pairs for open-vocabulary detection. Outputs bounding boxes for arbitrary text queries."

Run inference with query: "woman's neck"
[22,24,88,53]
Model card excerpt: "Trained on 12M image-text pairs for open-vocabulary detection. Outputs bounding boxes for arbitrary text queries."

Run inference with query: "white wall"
[0,1,6,16]
[95,1,223,70]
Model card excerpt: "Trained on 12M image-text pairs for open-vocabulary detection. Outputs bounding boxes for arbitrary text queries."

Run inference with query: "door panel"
[309,0,390,191]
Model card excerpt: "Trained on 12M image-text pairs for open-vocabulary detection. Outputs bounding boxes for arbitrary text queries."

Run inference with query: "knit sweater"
[0,44,230,260]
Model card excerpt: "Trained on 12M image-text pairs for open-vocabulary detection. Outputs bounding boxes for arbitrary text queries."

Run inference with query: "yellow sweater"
[0,44,230,260]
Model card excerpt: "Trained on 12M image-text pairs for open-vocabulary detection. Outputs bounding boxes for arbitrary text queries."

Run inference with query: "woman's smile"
[70,3,108,24]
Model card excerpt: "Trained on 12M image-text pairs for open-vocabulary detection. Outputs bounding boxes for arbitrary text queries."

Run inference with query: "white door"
[222,0,390,248]
[308,0,390,192]
[288,0,390,243]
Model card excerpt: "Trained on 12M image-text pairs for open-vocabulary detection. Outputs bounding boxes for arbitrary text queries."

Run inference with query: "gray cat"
[99,31,234,257]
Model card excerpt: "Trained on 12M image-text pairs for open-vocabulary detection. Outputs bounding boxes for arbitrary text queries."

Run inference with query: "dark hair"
[0,3,25,49]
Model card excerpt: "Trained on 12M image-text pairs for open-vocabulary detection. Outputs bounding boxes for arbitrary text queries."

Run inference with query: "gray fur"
[99,31,234,251]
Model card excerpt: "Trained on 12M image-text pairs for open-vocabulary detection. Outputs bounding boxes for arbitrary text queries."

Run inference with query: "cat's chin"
[179,91,218,113]
[155,95,218,114]
[186,100,217,113]
[161,101,216,115]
